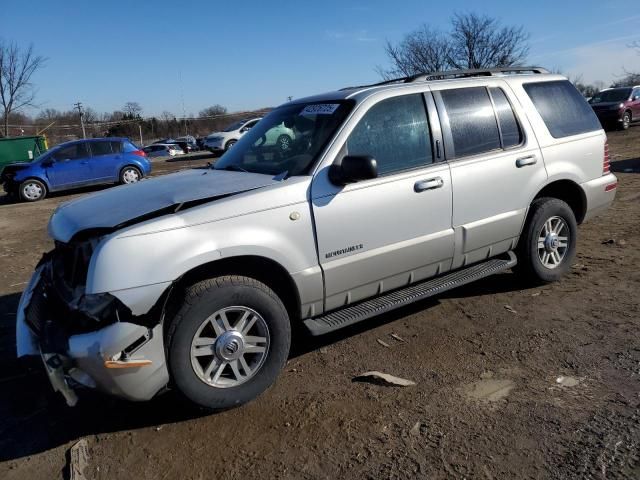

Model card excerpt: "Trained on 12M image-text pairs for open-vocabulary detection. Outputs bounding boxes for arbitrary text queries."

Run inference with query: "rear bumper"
[16,265,169,404]
[581,173,618,223]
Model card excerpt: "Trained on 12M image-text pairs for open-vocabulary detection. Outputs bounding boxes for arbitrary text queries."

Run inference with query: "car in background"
[589,86,640,130]
[0,138,151,202]
[203,118,262,152]
[175,136,199,151]
[143,144,184,157]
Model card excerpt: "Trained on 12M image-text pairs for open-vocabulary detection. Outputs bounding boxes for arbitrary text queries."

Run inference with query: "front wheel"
[19,179,47,202]
[515,197,577,283]
[166,276,291,410]
[225,139,237,150]
[620,111,631,130]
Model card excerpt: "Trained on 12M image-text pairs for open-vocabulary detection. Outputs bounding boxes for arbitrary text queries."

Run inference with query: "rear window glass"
[439,87,501,157]
[489,88,523,148]
[523,80,601,138]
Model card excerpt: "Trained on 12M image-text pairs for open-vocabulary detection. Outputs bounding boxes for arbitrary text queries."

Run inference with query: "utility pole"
[74,102,86,139]
[138,123,143,146]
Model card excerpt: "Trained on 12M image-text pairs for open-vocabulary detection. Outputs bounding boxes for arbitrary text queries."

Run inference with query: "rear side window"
[438,87,501,158]
[489,88,523,148]
[110,141,122,153]
[122,141,139,152]
[90,141,112,156]
[346,94,432,175]
[523,80,601,138]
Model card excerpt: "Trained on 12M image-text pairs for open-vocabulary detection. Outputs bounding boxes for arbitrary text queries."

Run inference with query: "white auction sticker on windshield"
[300,104,340,115]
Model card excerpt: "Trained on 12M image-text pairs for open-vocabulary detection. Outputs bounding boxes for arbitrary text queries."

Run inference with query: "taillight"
[132,149,146,157]
[603,141,610,175]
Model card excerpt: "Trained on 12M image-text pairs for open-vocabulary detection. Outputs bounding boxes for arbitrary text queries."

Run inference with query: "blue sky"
[3,0,640,117]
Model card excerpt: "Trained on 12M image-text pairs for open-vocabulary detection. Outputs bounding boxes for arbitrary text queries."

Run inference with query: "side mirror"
[41,158,54,167]
[240,127,250,133]
[329,155,378,185]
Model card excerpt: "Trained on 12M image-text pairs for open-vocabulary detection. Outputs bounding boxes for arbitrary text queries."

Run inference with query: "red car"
[589,86,640,130]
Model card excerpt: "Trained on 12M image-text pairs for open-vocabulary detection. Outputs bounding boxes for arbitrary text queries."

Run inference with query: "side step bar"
[303,251,517,336]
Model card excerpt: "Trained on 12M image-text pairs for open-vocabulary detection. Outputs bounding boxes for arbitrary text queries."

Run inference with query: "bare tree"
[199,104,227,118]
[377,27,451,79]
[448,13,529,69]
[0,40,46,136]
[380,13,529,79]
[123,101,142,118]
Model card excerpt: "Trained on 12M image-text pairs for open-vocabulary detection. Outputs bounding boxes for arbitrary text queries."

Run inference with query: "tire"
[515,197,577,283]
[225,139,237,150]
[119,166,142,185]
[19,178,47,202]
[276,134,292,152]
[620,111,631,130]
[166,275,291,410]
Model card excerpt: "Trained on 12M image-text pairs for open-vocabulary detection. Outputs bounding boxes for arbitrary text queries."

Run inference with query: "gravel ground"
[0,130,638,479]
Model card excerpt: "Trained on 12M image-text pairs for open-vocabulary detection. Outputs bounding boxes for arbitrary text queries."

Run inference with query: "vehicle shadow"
[0,270,528,461]
[611,157,640,173]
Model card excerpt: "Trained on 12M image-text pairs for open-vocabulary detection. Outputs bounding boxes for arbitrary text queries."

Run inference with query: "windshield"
[223,120,246,132]
[214,101,353,176]
[590,89,632,103]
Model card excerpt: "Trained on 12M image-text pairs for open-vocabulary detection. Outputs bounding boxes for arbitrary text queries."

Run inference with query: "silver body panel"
[17,73,617,402]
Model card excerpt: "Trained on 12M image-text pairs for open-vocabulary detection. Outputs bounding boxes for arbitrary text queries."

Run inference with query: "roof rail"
[342,66,549,90]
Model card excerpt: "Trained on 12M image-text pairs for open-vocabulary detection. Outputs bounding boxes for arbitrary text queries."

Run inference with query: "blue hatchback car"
[0,138,152,202]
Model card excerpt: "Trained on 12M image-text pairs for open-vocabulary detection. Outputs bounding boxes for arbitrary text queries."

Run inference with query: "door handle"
[516,155,537,168]
[414,177,444,192]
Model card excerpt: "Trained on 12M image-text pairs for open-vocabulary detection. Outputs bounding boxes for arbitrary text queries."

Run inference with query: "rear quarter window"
[523,80,601,138]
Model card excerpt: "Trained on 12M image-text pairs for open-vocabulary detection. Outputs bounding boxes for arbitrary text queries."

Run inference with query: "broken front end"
[16,238,169,406]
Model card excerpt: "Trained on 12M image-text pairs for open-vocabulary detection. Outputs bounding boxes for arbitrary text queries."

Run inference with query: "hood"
[49,169,281,242]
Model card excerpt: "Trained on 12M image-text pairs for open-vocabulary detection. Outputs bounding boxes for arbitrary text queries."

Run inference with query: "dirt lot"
[0,131,638,479]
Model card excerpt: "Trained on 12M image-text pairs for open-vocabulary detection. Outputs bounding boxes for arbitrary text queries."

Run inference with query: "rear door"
[311,92,454,312]
[46,142,92,189]
[432,82,546,268]
[88,140,120,182]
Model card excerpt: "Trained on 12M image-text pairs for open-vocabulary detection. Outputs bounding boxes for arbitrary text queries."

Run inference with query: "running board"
[303,251,517,336]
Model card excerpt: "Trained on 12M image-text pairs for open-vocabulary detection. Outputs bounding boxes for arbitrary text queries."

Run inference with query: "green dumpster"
[0,136,48,172]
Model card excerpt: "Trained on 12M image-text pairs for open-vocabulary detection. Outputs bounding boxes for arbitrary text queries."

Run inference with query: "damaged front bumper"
[17,264,169,405]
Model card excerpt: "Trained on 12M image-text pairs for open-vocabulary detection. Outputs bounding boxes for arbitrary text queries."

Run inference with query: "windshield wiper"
[218,164,249,173]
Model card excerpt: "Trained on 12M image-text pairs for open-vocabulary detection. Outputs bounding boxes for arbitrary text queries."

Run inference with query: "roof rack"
[342,66,549,90]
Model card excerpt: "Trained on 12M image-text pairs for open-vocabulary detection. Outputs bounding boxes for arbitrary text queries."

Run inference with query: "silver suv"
[17,67,617,409]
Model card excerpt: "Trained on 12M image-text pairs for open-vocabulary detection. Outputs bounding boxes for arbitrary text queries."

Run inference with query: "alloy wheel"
[190,306,270,388]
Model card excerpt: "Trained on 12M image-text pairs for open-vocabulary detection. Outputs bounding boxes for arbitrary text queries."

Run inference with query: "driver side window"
[52,143,90,161]
[346,94,432,175]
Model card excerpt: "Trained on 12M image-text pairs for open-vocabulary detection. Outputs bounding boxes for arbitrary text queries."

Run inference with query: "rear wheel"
[515,197,577,283]
[120,166,141,185]
[19,179,47,202]
[166,276,290,410]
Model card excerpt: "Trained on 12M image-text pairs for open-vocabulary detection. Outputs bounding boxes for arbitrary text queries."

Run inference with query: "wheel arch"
[18,175,50,193]
[162,255,302,328]
[531,179,587,224]
[119,164,142,179]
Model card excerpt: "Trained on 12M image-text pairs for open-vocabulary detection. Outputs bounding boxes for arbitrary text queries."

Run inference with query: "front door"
[311,93,454,312]
[46,142,92,189]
